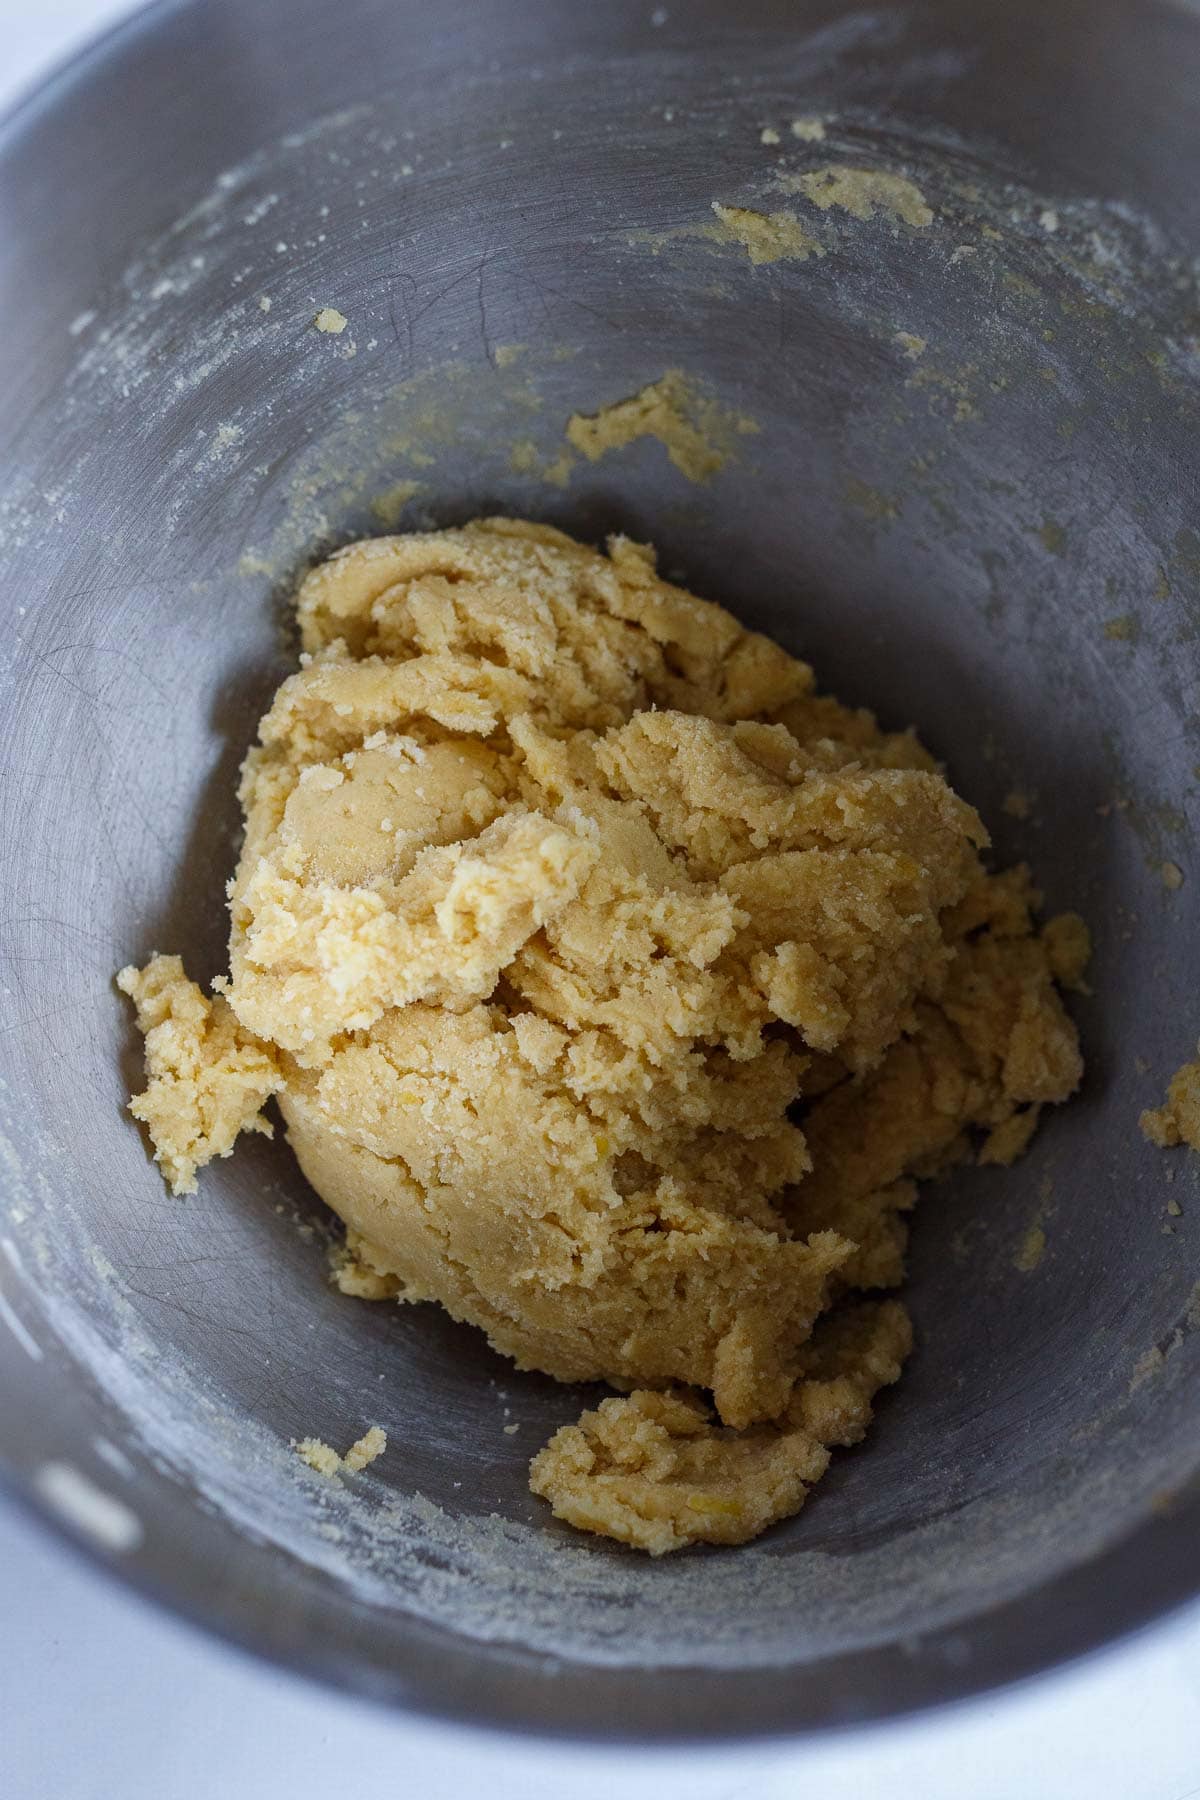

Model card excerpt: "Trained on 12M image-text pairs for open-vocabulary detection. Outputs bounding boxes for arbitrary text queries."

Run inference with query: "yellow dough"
[119,518,1086,1552]
[1141,1055,1200,1151]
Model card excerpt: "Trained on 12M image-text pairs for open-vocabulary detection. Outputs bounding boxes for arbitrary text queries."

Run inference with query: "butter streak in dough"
[119,518,1085,1552]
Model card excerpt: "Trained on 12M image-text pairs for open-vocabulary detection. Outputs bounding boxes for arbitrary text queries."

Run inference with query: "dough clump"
[294,1426,387,1477]
[1141,1054,1200,1151]
[119,519,1085,1551]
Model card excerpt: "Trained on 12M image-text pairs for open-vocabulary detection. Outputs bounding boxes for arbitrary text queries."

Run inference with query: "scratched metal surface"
[0,0,1198,1740]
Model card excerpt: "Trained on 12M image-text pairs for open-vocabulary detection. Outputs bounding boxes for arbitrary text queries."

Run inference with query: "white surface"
[3,5,1200,1797]
[6,1497,1200,1800]
[0,0,138,119]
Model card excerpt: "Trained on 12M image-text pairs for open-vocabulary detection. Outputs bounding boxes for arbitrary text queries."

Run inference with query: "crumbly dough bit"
[1041,910,1091,991]
[782,166,934,229]
[529,1301,910,1553]
[343,1425,387,1471]
[116,955,283,1194]
[1141,1056,1200,1150]
[332,1231,408,1300]
[294,1425,387,1475]
[564,372,752,484]
[978,1106,1041,1167]
[708,203,824,265]
[529,1388,829,1556]
[295,1437,342,1476]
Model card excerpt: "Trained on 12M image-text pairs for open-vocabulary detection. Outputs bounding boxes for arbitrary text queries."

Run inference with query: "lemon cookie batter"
[120,518,1085,1552]
[1141,1053,1200,1151]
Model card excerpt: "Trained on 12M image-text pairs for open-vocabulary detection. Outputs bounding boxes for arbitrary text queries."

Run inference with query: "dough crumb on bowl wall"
[119,518,1087,1552]
[1141,1055,1200,1153]
[294,1425,386,1476]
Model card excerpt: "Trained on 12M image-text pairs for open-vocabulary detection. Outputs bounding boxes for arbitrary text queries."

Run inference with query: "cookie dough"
[565,372,753,483]
[1141,1054,1200,1150]
[119,518,1085,1552]
[707,203,823,266]
[295,1426,387,1477]
[529,1300,911,1554]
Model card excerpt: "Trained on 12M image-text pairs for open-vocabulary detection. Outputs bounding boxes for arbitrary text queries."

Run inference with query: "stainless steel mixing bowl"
[1,0,1198,1740]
